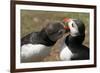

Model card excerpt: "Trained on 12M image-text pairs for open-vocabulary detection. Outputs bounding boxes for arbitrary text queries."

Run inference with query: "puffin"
[21,21,65,62]
[59,18,89,61]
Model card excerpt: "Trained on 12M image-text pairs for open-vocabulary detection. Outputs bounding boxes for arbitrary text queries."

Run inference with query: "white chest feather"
[60,43,73,61]
[21,44,51,62]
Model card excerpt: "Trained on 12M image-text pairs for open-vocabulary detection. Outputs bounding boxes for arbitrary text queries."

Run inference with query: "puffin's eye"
[72,23,74,27]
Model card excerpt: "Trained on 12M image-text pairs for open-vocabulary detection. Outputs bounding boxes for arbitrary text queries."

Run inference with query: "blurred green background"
[21,10,89,62]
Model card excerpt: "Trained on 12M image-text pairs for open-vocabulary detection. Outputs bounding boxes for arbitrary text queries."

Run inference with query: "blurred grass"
[21,10,89,62]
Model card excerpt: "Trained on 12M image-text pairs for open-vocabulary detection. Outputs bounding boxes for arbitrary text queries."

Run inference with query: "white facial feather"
[21,44,51,62]
[68,20,79,36]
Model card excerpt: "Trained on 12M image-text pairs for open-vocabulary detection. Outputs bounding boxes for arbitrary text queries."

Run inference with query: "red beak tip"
[63,18,71,22]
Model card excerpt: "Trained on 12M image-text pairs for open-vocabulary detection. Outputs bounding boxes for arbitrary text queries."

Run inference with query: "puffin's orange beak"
[63,18,71,30]
[63,18,71,23]
[64,26,70,30]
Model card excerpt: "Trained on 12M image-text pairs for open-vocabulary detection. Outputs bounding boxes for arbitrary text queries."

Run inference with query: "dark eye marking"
[72,23,74,27]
